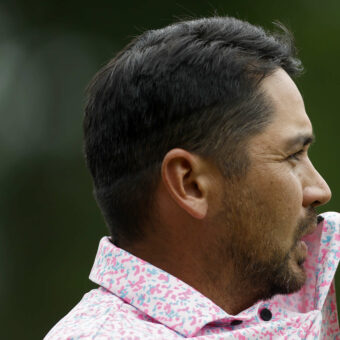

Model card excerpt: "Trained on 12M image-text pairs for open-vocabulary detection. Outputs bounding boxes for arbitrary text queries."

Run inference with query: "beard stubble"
[207,183,318,306]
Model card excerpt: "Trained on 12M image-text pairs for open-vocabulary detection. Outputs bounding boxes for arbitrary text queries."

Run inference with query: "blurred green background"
[0,1,339,338]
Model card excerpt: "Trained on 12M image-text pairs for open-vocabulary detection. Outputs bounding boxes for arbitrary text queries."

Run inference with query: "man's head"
[84,16,301,243]
[83,17,331,312]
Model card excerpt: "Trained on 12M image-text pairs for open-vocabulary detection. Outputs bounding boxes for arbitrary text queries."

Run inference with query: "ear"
[161,148,210,219]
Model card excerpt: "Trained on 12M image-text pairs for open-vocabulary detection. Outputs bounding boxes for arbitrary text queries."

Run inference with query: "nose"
[302,161,332,208]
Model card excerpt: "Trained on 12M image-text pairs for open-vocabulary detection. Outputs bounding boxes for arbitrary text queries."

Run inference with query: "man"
[45,17,339,339]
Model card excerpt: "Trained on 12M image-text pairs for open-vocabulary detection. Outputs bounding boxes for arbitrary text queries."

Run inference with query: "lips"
[302,223,318,238]
[296,240,308,266]
[295,214,320,259]
[296,216,322,262]
[293,215,322,268]
[300,214,322,239]
[298,240,308,252]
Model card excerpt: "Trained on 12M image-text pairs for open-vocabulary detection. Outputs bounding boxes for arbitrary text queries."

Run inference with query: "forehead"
[257,68,313,145]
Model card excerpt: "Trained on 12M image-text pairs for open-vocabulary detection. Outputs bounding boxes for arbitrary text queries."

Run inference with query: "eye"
[287,149,304,161]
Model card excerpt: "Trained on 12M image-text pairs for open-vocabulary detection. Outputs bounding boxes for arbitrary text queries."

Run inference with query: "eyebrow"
[284,133,315,150]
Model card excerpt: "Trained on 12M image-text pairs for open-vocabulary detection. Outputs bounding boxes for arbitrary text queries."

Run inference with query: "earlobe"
[161,149,209,219]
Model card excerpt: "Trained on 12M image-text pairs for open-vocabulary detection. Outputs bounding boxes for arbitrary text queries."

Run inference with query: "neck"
[121,230,259,315]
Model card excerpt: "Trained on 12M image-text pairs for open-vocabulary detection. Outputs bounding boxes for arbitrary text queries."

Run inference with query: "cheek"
[274,171,302,212]
[251,169,303,248]
[253,168,302,213]
[285,169,304,207]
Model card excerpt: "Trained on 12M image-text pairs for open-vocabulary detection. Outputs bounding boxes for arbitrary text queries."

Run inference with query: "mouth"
[296,240,308,266]
[293,214,321,266]
[301,224,317,238]
[300,214,322,239]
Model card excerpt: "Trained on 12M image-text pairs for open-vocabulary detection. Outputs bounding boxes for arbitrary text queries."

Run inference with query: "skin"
[125,68,331,315]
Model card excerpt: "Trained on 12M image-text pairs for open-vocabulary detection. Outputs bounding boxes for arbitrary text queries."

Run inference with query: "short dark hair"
[84,16,302,245]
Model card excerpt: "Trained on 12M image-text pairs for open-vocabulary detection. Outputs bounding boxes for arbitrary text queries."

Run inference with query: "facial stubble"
[209,184,317,309]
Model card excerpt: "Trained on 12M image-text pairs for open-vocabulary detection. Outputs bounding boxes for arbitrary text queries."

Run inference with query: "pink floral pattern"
[45,212,340,339]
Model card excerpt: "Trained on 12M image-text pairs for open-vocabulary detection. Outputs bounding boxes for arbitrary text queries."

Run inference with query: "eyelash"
[288,149,305,161]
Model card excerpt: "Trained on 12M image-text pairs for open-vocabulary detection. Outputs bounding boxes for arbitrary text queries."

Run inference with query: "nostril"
[311,200,321,207]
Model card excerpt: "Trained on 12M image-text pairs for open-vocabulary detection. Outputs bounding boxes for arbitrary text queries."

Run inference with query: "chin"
[269,258,307,298]
[242,253,307,303]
